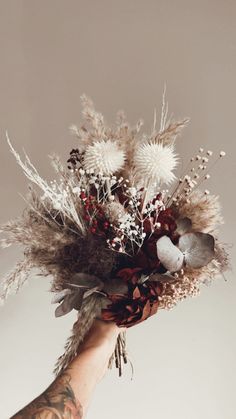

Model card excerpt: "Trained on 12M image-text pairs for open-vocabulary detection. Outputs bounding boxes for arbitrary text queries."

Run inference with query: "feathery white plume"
[83,140,125,176]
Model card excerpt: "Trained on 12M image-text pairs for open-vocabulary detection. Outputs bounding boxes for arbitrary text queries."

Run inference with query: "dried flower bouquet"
[0,95,229,376]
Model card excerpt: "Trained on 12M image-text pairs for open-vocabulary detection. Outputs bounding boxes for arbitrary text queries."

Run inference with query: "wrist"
[79,320,121,353]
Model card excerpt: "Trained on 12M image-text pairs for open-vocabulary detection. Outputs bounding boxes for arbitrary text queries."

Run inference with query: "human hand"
[75,319,126,382]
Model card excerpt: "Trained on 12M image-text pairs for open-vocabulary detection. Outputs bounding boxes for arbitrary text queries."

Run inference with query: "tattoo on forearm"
[11,373,83,419]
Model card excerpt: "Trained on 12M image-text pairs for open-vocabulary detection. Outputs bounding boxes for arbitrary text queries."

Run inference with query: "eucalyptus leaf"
[103,277,128,296]
[51,288,72,304]
[54,273,105,317]
[55,293,77,317]
[71,290,86,311]
[83,286,106,299]
[156,236,184,272]
[69,273,104,290]
[179,232,215,268]
[138,274,150,284]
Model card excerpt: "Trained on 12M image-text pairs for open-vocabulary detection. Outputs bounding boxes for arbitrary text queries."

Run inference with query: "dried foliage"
[159,241,229,311]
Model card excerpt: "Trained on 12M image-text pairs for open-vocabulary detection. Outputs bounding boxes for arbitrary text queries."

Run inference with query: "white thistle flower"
[134,142,178,185]
[83,140,125,175]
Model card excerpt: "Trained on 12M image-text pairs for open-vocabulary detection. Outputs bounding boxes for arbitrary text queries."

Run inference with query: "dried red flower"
[101,268,163,327]
[116,267,143,284]
[80,192,112,237]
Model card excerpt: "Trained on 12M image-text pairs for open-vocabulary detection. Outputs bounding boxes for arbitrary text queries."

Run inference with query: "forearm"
[68,320,121,411]
[11,321,121,419]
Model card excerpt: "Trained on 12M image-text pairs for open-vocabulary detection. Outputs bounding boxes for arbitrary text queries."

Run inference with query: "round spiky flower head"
[83,140,125,176]
[134,142,178,185]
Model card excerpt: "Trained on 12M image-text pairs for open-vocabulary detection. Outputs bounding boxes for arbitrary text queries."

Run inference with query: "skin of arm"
[11,320,122,419]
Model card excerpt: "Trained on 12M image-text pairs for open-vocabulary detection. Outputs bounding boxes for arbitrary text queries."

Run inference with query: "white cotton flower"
[134,142,178,185]
[83,140,125,175]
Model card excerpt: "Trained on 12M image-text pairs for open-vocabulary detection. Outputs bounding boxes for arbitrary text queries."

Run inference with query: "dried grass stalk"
[54,294,102,376]
[0,258,32,303]
[153,118,190,145]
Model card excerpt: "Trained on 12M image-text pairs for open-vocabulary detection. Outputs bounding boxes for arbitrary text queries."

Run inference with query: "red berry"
[80,192,87,200]
[103,221,109,230]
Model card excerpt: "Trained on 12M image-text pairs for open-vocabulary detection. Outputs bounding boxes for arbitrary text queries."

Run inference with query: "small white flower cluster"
[41,180,70,211]
[73,164,125,204]
[167,147,226,206]
[110,183,167,253]
[117,212,146,251]
[125,184,163,213]
[143,196,165,215]
[125,186,143,215]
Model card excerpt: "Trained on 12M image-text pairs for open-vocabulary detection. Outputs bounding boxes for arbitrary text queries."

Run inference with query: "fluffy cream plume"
[104,201,127,224]
[133,142,178,186]
[177,191,223,233]
[83,140,125,175]
[153,119,190,145]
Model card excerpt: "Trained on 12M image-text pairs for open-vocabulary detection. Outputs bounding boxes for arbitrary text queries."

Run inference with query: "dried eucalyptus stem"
[109,331,128,376]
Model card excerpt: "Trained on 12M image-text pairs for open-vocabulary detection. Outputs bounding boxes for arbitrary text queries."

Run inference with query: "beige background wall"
[0,1,235,418]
